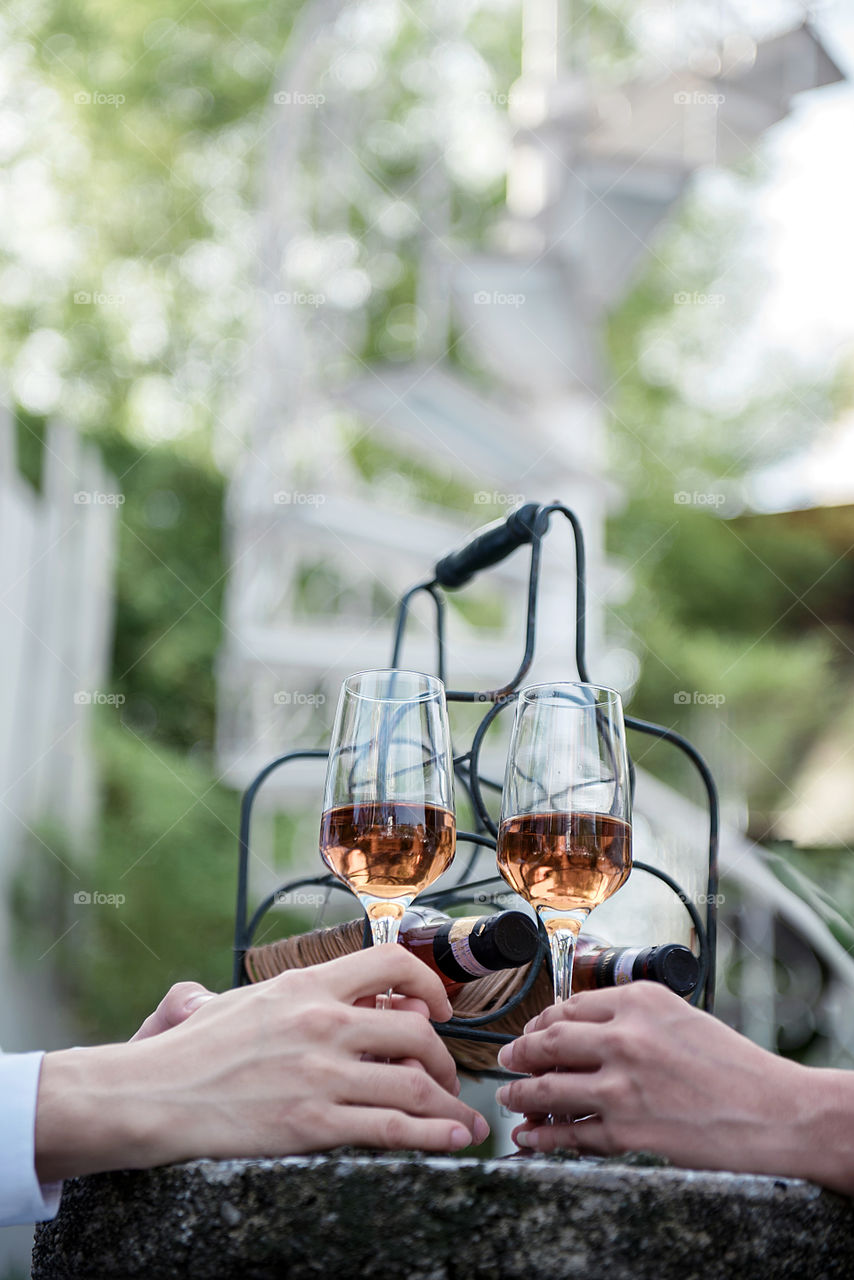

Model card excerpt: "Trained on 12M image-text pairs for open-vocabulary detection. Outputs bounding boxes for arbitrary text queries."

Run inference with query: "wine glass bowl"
[496,682,632,1003]
[319,800,456,935]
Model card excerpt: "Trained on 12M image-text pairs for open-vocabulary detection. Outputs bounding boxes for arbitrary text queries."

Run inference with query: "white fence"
[0,405,118,1051]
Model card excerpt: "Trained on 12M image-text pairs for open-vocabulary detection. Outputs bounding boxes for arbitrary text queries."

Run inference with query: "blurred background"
[2,0,854,1266]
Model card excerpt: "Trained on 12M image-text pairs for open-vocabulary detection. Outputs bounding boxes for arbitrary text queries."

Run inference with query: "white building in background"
[218,5,840,790]
[217,0,854,1057]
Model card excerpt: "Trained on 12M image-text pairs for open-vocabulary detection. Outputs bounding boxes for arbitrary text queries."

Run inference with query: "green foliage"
[96,433,227,751]
[603,189,853,835]
[14,718,241,1042]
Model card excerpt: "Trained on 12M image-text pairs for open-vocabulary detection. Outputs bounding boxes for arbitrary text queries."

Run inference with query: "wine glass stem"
[540,909,588,1128]
[370,916,401,948]
[549,928,577,1004]
[366,904,404,1010]
[540,908,587,1003]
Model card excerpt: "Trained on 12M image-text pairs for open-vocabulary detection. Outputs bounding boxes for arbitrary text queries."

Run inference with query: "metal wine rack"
[231,501,720,1063]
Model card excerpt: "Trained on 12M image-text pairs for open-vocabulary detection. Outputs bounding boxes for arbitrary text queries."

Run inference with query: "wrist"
[790,1066,854,1195]
[35,1041,173,1182]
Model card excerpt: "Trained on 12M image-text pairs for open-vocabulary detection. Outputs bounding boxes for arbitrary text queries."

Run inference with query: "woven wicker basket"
[245,920,552,1072]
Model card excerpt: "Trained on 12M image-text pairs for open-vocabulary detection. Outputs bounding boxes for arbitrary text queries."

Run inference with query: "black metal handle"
[433,503,540,589]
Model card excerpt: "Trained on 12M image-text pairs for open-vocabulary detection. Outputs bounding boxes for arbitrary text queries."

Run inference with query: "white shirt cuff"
[0,1051,63,1226]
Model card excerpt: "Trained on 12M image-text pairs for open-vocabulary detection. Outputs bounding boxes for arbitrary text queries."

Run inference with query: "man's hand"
[494,983,850,1189]
[36,947,488,1182]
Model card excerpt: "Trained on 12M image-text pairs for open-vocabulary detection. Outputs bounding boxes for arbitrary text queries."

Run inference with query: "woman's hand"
[36,946,488,1182]
[494,983,849,1189]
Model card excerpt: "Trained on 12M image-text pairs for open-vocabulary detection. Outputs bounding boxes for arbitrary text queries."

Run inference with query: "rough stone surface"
[32,1152,854,1280]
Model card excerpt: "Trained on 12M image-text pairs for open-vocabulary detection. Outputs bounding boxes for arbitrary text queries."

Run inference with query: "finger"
[518,1110,593,1125]
[396,1057,461,1095]
[359,1054,428,1070]
[497,1023,605,1075]
[511,1120,576,1153]
[496,1070,601,1119]
[514,1115,612,1156]
[522,989,621,1035]
[311,948,454,1022]
[344,1009,460,1095]
[320,1105,477,1153]
[130,982,215,1042]
[345,1063,488,1142]
[354,994,431,1019]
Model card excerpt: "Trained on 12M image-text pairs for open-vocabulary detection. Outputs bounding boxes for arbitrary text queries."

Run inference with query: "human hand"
[127,978,427,1044]
[37,946,488,1182]
[495,983,812,1179]
[129,982,215,1041]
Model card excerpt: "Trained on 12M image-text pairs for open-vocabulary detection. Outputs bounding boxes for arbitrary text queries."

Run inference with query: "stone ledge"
[32,1152,854,1280]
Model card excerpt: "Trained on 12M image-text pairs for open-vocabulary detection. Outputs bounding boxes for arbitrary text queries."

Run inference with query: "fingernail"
[496,1085,509,1106]
[450,1126,471,1150]
[473,1116,490,1144]
[452,1076,461,1097]
[183,993,214,1014]
[523,1018,537,1033]
[517,1129,539,1149]
[442,998,454,1021]
[497,1044,513,1068]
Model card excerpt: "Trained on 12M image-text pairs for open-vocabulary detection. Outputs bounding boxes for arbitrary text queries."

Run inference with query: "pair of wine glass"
[319,669,632,1009]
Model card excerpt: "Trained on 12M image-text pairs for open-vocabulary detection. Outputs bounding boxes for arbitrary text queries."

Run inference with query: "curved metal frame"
[232,501,719,1029]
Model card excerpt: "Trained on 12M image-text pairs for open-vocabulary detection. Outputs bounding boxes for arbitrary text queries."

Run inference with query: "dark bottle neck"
[432,912,539,984]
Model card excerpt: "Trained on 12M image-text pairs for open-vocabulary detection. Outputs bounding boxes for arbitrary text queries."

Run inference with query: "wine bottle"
[572,937,700,996]
[399,907,540,996]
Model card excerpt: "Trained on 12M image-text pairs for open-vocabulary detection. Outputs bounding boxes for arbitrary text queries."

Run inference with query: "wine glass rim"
[518,680,622,706]
[341,668,446,703]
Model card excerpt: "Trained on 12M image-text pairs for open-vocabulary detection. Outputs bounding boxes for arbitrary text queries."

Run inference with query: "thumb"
[129,981,215,1042]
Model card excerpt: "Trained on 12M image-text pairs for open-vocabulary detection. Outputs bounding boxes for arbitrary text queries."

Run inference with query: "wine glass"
[319,669,456,1004]
[496,681,632,1005]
